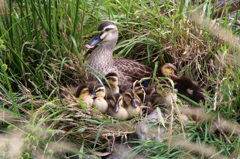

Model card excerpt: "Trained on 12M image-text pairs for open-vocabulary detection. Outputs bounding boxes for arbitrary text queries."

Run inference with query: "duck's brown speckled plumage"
[86,21,154,92]
[114,58,153,79]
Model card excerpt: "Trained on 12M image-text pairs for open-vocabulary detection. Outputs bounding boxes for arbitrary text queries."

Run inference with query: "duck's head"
[155,83,178,106]
[75,84,91,99]
[160,63,177,78]
[109,93,123,112]
[123,90,138,108]
[93,84,106,98]
[155,84,171,97]
[104,72,119,88]
[86,21,118,49]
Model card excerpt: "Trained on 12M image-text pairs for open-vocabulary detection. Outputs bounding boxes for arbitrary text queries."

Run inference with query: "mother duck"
[85,21,154,92]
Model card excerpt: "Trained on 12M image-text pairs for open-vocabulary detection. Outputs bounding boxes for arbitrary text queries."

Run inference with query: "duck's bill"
[131,99,137,108]
[90,92,96,99]
[169,87,178,92]
[114,103,119,112]
[85,34,102,49]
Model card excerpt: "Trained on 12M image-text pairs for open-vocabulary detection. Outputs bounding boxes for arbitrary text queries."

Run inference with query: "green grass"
[0,0,240,158]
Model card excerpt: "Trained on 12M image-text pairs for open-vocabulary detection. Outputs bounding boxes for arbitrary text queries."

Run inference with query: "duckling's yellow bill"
[85,34,102,49]
[90,92,96,99]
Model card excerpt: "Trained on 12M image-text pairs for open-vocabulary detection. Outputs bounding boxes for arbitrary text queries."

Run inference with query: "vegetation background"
[0,0,240,158]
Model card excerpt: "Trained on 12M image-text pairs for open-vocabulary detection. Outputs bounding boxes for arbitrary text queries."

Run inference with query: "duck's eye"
[81,90,88,94]
[81,88,89,93]
[117,97,122,103]
[126,94,132,99]
[107,77,117,82]
[96,89,105,93]
[104,28,112,32]
[164,90,169,95]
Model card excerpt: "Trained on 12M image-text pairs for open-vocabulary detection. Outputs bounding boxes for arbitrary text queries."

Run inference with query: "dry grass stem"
[191,12,240,56]
[180,107,216,122]
[171,137,227,159]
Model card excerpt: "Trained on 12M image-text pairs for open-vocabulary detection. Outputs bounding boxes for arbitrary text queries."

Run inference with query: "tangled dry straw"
[171,136,227,159]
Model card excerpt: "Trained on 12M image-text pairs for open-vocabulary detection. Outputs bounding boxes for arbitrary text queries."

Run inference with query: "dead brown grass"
[171,136,227,159]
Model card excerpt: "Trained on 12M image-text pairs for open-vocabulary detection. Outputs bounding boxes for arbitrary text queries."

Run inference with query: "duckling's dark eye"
[81,90,88,94]
[117,97,122,103]
[107,77,117,81]
[126,94,132,99]
[96,89,104,92]
[82,88,89,92]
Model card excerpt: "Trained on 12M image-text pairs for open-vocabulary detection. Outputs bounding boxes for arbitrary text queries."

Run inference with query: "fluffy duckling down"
[123,89,142,119]
[170,75,205,103]
[75,84,95,108]
[103,72,120,99]
[149,83,177,109]
[107,93,129,121]
[92,84,108,113]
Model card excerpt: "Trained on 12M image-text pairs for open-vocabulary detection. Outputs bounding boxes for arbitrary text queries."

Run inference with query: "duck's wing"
[114,58,154,80]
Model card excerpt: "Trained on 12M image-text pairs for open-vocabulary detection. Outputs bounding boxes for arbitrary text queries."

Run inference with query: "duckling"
[60,79,101,99]
[103,72,120,98]
[75,84,95,108]
[141,78,167,107]
[123,89,142,119]
[158,63,177,78]
[107,93,129,121]
[150,83,177,108]
[170,75,205,103]
[86,21,154,93]
[133,63,176,104]
[133,80,146,103]
[92,84,108,113]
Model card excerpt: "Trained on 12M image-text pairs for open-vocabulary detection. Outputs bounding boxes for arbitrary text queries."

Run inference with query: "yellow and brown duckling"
[123,89,142,119]
[75,84,96,108]
[170,75,205,103]
[103,72,120,98]
[107,93,129,121]
[158,63,177,78]
[149,83,177,109]
[137,63,177,103]
[139,78,166,106]
[92,84,108,113]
